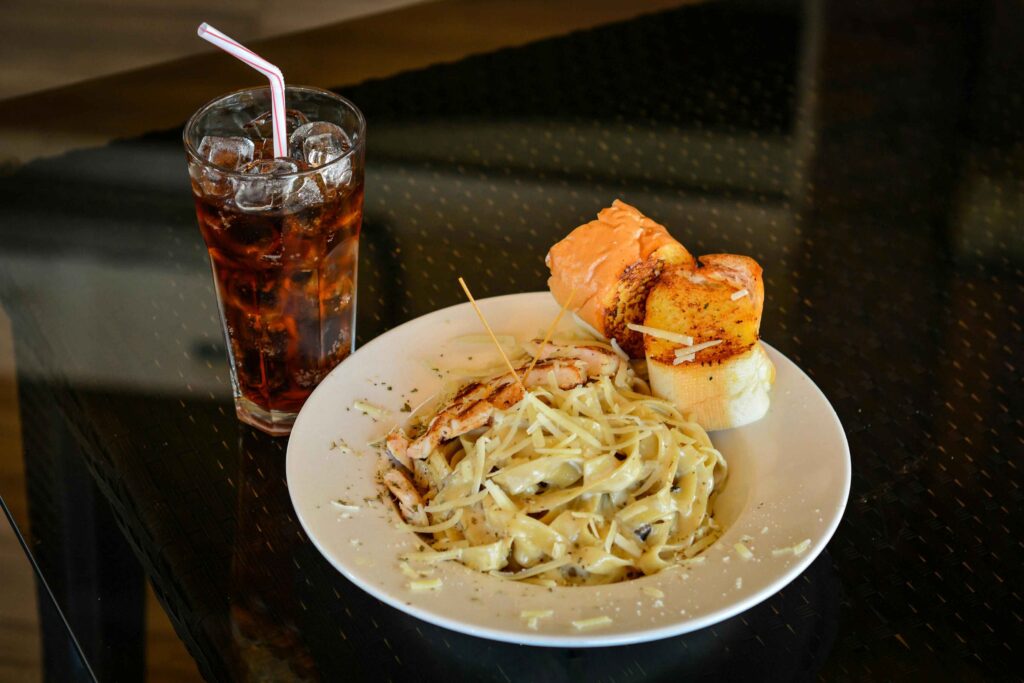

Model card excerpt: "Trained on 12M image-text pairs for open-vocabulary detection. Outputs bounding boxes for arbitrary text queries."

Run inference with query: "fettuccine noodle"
[395,347,727,586]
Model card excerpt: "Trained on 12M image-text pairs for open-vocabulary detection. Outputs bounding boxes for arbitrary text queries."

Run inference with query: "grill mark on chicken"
[405,360,584,461]
[383,344,624,525]
[383,342,625,484]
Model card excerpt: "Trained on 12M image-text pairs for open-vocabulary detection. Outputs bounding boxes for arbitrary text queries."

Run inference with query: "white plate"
[286,292,850,647]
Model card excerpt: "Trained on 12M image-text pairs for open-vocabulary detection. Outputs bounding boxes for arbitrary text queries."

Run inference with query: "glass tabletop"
[1,0,1021,680]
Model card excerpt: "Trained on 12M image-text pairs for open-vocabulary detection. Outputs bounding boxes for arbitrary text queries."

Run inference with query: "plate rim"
[286,291,852,647]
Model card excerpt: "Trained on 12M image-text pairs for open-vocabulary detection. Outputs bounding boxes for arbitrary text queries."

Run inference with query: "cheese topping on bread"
[643,255,764,365]
[546,202,775,431]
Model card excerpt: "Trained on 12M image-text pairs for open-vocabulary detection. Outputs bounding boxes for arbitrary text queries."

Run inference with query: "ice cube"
[244,109,310,142]
[234,159,299,212]
[289,121,353,188]
[283,173,326,215]
[191,136,255,197]
[197,135,255,170]
[289,121,349,163]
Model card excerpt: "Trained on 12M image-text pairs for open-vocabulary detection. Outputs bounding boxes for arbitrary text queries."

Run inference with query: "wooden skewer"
[457,277,526,392]
[524,286,577,379]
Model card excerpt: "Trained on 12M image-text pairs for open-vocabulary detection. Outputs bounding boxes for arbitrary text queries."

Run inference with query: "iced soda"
[184,86,365,435]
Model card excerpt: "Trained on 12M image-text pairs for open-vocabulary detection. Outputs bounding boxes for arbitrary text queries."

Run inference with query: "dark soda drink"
[194,177,363,413]
[185,86,365,435]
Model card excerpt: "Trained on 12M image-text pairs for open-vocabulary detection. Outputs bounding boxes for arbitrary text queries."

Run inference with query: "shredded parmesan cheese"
[609,338,630,360]
[526,394,601,448]
[626,323,694,346]
[329,439,354,454]
[733,542,754,561]
[672,339,724,365]
[642,587,665,599]
[772,539,812,557]
[521,609,555,619]
[491,556,572,580]
[673,340,724,358]
[730,289,750,301]
[521,609,554,630]
[399,562,417,578]
[408,578,443,592]
[353,399,387,417]
[330,500,360,513]
[572,615,613,631]
[399,561,434,579]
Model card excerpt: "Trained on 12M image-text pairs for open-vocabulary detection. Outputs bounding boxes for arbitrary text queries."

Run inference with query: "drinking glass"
[184,86,365,435]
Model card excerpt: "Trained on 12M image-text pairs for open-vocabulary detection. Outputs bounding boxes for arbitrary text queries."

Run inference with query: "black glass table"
[1,1,1021,680]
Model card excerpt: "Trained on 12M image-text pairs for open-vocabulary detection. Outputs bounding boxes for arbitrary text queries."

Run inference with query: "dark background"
[1,0,1022,680]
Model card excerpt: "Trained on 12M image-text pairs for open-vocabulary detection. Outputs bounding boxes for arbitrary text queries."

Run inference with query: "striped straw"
[197,23,288,158]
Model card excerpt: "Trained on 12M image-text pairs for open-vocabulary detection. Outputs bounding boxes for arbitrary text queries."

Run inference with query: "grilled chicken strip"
[383,469,428,526]
[404,360,584,461]
[385,345,622,468]
[523,340,622,376]
[385,430,413,470]
[382,344,623,522]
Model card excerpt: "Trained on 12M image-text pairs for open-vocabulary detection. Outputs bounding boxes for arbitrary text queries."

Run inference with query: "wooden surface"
[0,309,41,683]
[0,522,41,683]
[0,0,429,100]
[0,0,691,164]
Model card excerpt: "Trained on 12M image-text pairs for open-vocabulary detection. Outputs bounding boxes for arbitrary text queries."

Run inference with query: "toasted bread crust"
[643,255,765,365]
[600,254,667,356]
[546,200,694,357]
[546,201,773,430]
[695,254,765,316]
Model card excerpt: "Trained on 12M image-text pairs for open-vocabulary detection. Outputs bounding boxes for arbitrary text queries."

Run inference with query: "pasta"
[385,342,728,587]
